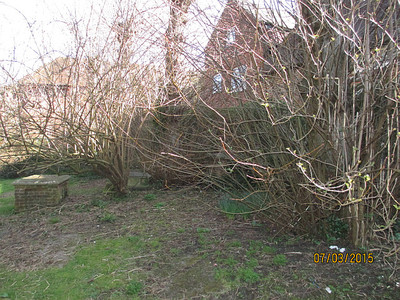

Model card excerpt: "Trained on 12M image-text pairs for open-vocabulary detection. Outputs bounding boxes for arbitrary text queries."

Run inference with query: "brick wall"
[202,0,266,108]
[13,175,69,212]
[201,1,290,108]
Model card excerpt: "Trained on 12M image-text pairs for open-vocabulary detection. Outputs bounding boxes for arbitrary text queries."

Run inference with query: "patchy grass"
[0,236,149,299]
[0,176,399,299]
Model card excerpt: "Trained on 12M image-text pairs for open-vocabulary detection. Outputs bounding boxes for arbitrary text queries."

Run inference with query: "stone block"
[13,175,70,212]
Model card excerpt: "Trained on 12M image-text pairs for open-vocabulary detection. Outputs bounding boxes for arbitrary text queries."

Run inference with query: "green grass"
[0,196,14,216]
[0,179,14,195]
[126,280,143,296]
[0,179,15,216]
[0,236,152,299]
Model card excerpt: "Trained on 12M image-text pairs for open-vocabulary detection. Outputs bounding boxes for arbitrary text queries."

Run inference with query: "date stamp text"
[313,252,374,264]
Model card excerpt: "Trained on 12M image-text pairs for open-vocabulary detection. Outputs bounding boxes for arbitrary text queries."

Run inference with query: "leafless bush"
[137,0,400,272]
[0,1,165,194]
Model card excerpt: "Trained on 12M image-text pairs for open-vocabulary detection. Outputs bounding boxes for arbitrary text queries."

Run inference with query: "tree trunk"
[165,0,192,102]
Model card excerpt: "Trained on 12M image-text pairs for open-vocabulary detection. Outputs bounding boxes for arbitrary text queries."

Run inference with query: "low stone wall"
[13,175,70,212]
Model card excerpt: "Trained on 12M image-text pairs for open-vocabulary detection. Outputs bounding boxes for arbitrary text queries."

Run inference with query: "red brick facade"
[202,0,282,108]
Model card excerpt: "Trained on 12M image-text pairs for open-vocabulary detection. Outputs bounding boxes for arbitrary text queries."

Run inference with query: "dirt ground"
[0,177,399,299]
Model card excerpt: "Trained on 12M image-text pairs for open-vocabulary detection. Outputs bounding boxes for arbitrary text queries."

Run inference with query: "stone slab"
[129,171,151,178]
[13,175,71,186]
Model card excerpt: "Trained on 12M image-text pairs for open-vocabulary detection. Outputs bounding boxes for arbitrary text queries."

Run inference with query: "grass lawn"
[0,176,399,299]
[0,178,15,215]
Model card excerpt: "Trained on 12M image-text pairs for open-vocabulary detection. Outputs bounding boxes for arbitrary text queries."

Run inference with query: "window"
[226,28,236,44]
[231,65,247,92]
[213,73,222,94]
[264,22,274,30]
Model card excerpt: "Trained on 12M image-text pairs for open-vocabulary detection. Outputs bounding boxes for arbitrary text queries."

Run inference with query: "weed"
[226,230,236,236]
[126,280,143,296]
[329,284,354,297]
[197,233,208,247]
[218,198,250,219]
[170,248,181,255]
[323,214,349,242]
[246,258,259,268]
[49,217,60,224]
[284,236,300,246]
[251,220,262,227]
[177,227,186,233]
[149,239,161,250]
[237,267,260,283]
[154,202,166,209]
[90,199,108,208]
[196,227,211,234]
[74,203,89,212]
[99,212,116,223]
[311,238,322,245]
[247,240,264,256]
[215,268,232,281]
[227,240,242,248]
[273,254,288,266]
[226,257,239,267]
[249,240,264,251]
[262,246,277,254]
[112,193,129,202]
[144,193,157,201]
[272,285,286,295]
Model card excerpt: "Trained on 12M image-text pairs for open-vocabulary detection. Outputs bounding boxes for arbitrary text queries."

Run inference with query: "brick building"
[202,0,287,108]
